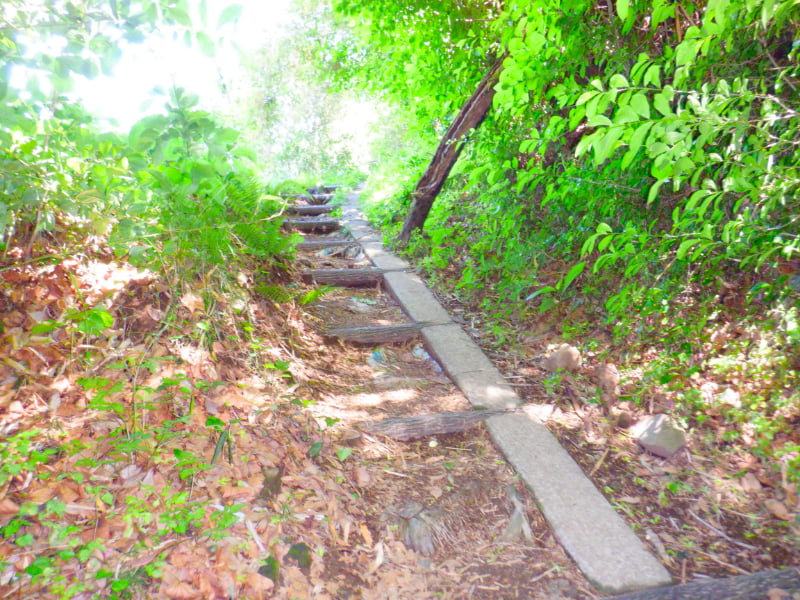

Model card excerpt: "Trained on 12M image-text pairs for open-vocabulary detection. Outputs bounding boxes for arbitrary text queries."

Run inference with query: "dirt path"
[285,192,596,598]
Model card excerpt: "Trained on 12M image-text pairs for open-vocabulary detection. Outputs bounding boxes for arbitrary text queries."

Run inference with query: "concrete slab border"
[338,194,672,594]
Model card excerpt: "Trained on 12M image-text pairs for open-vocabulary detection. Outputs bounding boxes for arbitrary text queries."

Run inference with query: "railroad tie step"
[296,240,360,250]
[325,323,424,344]
[287,205,336,216]
[284,218,342,233]
[301,268,385,286]
[309,193,334,204]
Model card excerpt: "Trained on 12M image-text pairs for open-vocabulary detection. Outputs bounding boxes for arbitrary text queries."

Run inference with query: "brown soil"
[289,240,597,599]
[432,294,800,584]
[2,211,795,599]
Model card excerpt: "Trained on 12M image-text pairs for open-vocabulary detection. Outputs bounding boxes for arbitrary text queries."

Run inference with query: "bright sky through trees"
[70,0,294,130]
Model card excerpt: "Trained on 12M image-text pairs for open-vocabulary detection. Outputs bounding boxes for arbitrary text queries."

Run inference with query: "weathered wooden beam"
[309,193,334,204]
[296,240,360,250]
[288,205,337,216]
[360,409,507,440]
[326,323,423,344]
[284,218,342,233]
[359,405,556,440]
[608,568,800,600]
[302,268,385,286]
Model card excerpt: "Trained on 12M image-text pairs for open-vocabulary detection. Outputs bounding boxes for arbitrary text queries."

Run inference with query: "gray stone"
[384,272,453,324]
[630,414,687,458]
[487,413,672,593]
[543,343,583,372]
[446,368,521,410]
[421,324,498,376]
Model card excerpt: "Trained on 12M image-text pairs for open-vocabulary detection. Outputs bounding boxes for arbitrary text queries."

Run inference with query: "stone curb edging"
[338,194,672,594]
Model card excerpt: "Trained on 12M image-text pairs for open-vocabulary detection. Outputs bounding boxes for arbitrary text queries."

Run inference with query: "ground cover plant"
[2,0,799,597]
[311,0,800,579]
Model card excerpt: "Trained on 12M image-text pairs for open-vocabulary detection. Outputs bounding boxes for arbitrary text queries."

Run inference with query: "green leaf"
[525,286,556,301]
[613,105,639,124]
[309,442,323,457]
[587,114,613,127]
[206,416,225,430]
[594,126,624,164]
[621,121,654,169]
[616,0,629,22]
[644,64,661,87]
[166,7,192,26]
[630,93,650,118]
[576,91,598,106]
[609,73,629,88]
[653,92,672,116]
[560,261,586,291]
[675,39,701,67]
[196,31,216,57]
[31,320,62,335]
[64,307,114,335]
[575,130,603,158]
[335,447,353,462]
[676,238,700,260]
[647,179,665,204]
[217,4,243,26]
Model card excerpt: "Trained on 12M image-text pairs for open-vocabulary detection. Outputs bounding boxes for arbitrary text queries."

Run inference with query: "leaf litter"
[0,244,594,599]
[433,285,800,584]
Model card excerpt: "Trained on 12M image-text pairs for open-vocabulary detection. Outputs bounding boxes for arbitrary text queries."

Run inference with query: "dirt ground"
[291,240,596,599]
[0,216,796,599]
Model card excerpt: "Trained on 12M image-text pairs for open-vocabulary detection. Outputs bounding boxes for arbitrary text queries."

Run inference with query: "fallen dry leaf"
[180,292,205,313]
[352,465,371,487]
[764,498,791,520]
[162,582,202,600]
[0,499,20,515]
[741,472,762,493]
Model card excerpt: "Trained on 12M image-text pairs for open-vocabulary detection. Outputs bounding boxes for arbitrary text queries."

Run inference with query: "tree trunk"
[607,568,800,600]
[398,53,507,245]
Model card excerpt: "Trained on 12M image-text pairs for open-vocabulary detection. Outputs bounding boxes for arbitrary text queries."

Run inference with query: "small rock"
[596,363,619,404]
[630,414,687,458]
[347,298,374,313]
[543,344,582,372]
[764,498,791,520]
[615,411,633,429]
[718,387,741,408]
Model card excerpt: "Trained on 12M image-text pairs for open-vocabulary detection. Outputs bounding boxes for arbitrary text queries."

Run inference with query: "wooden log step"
[288,205,336,216]
[296,240,360,250]
[302,268,385,286]
[608,567,800,600]
[326,323,423,344]
[308,185,341,194]
[360,409,507,440]
[359,405,555,440]
[284,218,342,233]
[309,193,335,204]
